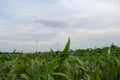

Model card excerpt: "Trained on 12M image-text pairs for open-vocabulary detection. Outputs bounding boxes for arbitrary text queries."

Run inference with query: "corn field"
[0,38,120,80]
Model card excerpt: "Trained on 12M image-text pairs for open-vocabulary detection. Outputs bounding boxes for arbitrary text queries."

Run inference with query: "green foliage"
[62,37,70,54]
[0,39,120,80]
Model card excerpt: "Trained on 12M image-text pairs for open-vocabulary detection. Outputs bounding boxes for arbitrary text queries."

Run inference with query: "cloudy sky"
[0,0,120,52]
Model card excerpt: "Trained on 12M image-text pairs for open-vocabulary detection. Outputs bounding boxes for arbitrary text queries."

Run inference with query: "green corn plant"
[59,38,71,65]
[0,39,120,80]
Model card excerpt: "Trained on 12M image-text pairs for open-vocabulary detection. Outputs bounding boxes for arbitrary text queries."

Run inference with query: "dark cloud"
[35,20,66,28]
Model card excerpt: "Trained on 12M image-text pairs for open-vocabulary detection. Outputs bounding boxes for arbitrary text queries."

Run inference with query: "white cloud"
[0,0,120,52]
[0,25,8,36]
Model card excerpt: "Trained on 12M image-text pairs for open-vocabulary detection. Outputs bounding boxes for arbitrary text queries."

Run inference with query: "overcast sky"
[0,0,120,52]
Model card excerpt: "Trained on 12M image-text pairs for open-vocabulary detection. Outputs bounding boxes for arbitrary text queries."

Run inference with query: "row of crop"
[0,39,120,80]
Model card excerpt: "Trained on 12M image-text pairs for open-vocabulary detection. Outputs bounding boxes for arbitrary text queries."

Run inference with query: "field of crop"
[0,39,120,80]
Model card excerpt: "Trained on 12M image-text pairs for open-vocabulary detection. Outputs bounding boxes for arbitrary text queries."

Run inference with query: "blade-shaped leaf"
[62,38,70,54]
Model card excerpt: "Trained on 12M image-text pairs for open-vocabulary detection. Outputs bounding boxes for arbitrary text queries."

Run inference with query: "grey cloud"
[0,0,120,52]
[67,14,120,30]
[0,32,56,41]
[86,33,120,48]
[35,20,66,28]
